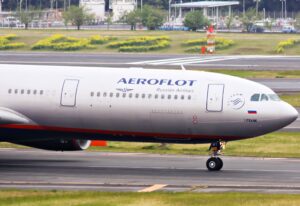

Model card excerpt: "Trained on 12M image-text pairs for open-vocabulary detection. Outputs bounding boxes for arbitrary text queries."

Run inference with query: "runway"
[0,52,300,70]
[0,52,300,92]
[254,79,300,93]
[0,149,300,193]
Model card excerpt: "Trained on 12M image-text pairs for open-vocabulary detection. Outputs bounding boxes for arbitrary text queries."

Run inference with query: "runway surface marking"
[130,56,240,65]
[0,178,300,193]
[129,55,300,66]
[0,54,299,70]
[138,184,168,192]
[0,60,257,68]
[1,163,299,173]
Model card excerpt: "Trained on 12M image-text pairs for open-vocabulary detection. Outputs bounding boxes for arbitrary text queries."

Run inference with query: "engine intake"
[9,138,91,151]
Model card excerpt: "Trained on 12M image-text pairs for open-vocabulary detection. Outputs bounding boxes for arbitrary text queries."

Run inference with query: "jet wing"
[0,108,31,124]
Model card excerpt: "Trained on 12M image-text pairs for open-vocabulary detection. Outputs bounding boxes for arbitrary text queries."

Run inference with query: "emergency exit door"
[206,84,224,112]
[61,79,79,107]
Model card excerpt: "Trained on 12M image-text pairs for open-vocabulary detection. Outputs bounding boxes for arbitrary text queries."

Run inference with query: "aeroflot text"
[117,78,197,86]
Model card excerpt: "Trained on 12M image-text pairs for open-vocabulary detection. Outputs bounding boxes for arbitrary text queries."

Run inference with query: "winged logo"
[227,94,245,110]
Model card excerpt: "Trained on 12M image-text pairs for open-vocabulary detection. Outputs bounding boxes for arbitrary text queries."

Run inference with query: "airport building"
[80,0,106,22]
[110,0,137,22]
[80,0,137,22]
[170,1,239,26]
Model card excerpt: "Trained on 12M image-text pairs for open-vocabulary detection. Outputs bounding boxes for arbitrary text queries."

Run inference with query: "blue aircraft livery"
[117,78,197,86]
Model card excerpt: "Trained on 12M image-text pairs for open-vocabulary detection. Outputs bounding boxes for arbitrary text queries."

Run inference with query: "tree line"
[2,0,300,12]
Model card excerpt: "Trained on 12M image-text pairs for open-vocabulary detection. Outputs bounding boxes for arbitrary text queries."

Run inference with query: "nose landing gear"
[206,140,225,171]
[206,157,223,171]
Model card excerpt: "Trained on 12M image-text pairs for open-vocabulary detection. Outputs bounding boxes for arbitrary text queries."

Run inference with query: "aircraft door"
[206,84,224,112]
[61,79,79,107]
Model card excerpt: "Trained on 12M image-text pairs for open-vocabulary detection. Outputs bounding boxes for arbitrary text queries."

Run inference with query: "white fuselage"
[0,64,298,144]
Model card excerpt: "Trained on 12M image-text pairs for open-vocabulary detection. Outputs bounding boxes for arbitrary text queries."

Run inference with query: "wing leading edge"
[0,108,31,125]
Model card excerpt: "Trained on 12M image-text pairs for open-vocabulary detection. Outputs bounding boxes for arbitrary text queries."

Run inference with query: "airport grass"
[87,132,300,158]
[1,132,299,158]
[1,29,300,54]
[209,70,300,79]
[1,190,300,206]
[280,93,300,107]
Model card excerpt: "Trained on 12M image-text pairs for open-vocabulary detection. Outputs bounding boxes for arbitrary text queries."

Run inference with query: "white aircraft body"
[0,64,298,171]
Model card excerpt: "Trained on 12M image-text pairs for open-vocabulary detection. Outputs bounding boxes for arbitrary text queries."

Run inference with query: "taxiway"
[0,52,300,70]
[0,149,299,193]
[0,53,300,92]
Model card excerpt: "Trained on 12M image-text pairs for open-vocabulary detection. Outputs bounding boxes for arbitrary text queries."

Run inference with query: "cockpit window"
[251,94,260,101]
[260,94,269,101]
[251,93,280,102]
[269,94,281,101]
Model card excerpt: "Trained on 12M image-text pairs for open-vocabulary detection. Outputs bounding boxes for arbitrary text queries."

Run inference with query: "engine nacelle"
[10,138,91,151]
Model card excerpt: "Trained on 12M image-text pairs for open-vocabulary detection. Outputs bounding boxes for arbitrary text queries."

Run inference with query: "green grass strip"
[1,132,299,158]
[1,30,300,54]
[88,132,300,158]
[208,70,300,79]
[0,190,300,206]
[280,93,300,107]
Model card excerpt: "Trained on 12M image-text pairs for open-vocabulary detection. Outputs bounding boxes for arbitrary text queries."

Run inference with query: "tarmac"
[0,149,299,193]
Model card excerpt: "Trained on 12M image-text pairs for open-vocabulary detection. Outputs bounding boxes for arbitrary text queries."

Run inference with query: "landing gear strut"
[206,140,225,171]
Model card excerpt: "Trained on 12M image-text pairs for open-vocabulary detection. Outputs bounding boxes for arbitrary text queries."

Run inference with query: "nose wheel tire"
[206,157,223,171]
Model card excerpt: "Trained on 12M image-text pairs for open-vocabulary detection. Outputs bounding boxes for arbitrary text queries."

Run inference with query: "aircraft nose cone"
[283,103,298,125]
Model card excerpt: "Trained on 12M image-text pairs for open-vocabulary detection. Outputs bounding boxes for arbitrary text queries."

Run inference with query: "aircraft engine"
[9,138,91,151]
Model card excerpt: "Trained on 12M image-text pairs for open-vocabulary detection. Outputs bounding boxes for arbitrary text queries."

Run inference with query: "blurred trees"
[183,11,210,31]
[241,8,257,32]
[122,6,165,30]
[16,8,42,29]
[140,5,165,30]
[295,13,300,29]
[62,6,94,30]
[123,9,141,30]
[2,0,300,12]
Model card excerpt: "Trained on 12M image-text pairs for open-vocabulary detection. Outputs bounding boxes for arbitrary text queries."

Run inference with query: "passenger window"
[116,93,120,98]
[8,89,12,94]
[129,93,133,98]
[142,94,145,98]
[250,94,260,101]
[103,92,107,97]
[97,92,100,97]
[27,90,31,95]
[161,94,165,99]
[90,92,94,97]
[40,90,44,95]
[122,93,126,98]
[188,95,191,100]
[260,94,269,101]
[148,94,152,99]
[181,95,185,100]
[135,93,139,98]
[174,95,178,100]
[110,92,114,97]
[14,89,18,94]
[21,89,24,94]
[168,94,171,99]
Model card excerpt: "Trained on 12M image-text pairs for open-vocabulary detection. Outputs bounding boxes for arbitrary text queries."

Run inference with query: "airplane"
[0,64,298,171]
